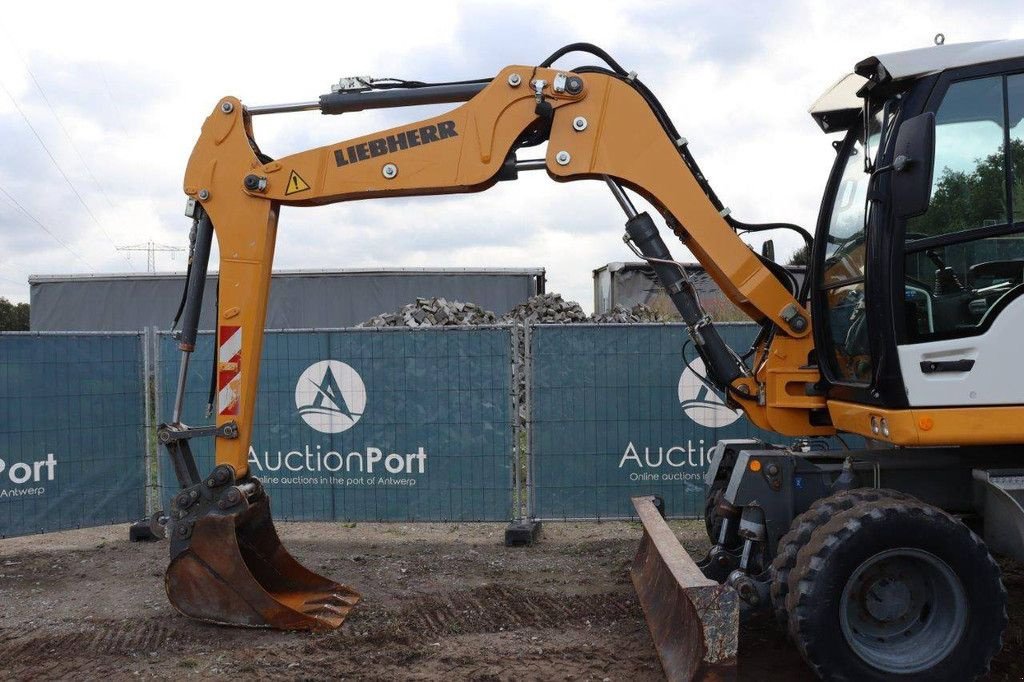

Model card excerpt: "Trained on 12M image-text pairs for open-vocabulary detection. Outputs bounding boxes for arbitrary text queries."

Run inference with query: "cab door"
[897,69,1024,407]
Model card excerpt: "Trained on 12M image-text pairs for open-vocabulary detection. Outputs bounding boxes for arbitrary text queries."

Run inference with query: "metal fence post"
[524,322,535,520]
[153,327,164,510]
[142,328,155,515]
[510,324,523,521]
[502,321,542,546]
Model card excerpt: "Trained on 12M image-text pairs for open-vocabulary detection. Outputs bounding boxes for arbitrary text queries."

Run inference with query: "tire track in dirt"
[0,586,642,679]
[404,584,634,635]
[314,583,640,651]
[0,617,197,677]
[268,583,654,679]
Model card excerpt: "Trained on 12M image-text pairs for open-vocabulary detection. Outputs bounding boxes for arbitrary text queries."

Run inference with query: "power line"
[0,26,133,272]
[18,56,135,268]
[0,77,131,270]
[0,182,95,271]
[98,68,132,141]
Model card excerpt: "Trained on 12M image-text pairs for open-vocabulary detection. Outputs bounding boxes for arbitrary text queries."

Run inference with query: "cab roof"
[809,39,1024,133]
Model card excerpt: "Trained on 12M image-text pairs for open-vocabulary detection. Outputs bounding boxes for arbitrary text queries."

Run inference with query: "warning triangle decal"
[285,170,311,195]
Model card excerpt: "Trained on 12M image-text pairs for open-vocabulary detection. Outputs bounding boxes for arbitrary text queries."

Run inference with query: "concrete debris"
[589,303,666,324]
[358,297,498,328]
[359,294,670,328]
[502,293,587,325]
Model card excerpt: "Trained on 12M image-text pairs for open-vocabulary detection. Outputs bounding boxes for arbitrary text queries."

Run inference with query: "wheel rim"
[839,548,967,674]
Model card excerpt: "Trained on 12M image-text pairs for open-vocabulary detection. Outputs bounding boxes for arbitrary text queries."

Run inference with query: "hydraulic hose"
[178,211,213,352]
[624,211,746,391]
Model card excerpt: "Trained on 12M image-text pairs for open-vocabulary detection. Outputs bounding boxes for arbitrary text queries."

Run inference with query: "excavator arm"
[179,63,829,480]
[160,48,830,674]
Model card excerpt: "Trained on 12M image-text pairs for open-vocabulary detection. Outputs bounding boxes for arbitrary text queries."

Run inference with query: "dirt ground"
[0,520,1021,681]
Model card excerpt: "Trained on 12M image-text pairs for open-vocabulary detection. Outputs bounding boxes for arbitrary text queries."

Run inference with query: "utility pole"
[116,241,185,273]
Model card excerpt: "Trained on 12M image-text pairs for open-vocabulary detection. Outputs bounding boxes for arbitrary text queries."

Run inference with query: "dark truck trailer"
[30,267,545,332]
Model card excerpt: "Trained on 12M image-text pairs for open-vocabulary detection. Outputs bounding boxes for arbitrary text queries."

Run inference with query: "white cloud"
[0,0,1022,314]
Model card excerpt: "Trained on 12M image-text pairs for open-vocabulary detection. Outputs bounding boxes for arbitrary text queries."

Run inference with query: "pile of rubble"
[357,297,498,327]
[358,294,671,328]
[502,293,587,325]
[590,303,665,323]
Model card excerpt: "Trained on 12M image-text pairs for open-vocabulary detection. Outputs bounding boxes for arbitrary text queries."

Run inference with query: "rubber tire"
[785,498,1007,682]
[769,488,912,625]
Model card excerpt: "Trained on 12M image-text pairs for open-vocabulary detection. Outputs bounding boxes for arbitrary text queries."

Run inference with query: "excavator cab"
[810,42,1024,412]
[677,39,1024,680]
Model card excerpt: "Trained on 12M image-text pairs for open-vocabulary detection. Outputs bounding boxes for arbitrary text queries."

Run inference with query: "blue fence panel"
[158,327,514,521]
[0,333,146,537]
[530,323,790,520]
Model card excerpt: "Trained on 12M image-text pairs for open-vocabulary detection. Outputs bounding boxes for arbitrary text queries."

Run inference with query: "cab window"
[820,119,885,384]
[902,74,1024,342]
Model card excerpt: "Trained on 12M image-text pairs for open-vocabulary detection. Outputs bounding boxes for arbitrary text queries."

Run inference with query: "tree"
[0,298,30,331]
[787,243,810,266]
[909,138,1024,237]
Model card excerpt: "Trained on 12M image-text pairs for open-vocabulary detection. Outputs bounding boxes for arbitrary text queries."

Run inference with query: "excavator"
[160,40,1024,680]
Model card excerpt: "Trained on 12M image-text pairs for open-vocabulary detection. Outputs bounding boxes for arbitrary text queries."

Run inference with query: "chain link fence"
[156,327,516,522]
[525,323,782,520]
[0,332,147,537]
[1,322,854,535]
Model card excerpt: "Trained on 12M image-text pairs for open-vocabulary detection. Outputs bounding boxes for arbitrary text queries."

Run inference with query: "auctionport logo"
[295,361,367,434]
[0,450,57,489]
[677,357,742,428]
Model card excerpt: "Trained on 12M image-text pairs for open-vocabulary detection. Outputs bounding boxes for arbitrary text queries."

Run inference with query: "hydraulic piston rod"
[248,82,489,116]
[604,177,747,390]
[170,210,213,424]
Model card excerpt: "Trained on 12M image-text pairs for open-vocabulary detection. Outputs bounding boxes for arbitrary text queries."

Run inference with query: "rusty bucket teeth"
[165,482,360,630]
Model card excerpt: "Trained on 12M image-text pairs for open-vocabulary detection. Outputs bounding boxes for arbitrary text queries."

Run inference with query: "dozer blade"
[165,472,359,630]
[631,496,738,681]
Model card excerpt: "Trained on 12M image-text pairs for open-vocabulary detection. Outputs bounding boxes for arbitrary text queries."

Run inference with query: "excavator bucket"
[631,496,738,681]
[165,472,359,630]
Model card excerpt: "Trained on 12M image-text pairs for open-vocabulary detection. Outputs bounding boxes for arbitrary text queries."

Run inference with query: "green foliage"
[0,297,29,331]
[909,138,1024,237]
[787,243,810,266]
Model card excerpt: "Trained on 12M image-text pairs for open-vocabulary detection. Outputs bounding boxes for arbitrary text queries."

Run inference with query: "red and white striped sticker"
[217,325,242,416]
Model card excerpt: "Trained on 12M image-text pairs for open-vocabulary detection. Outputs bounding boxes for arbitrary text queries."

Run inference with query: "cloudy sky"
[1,1,1022,312]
